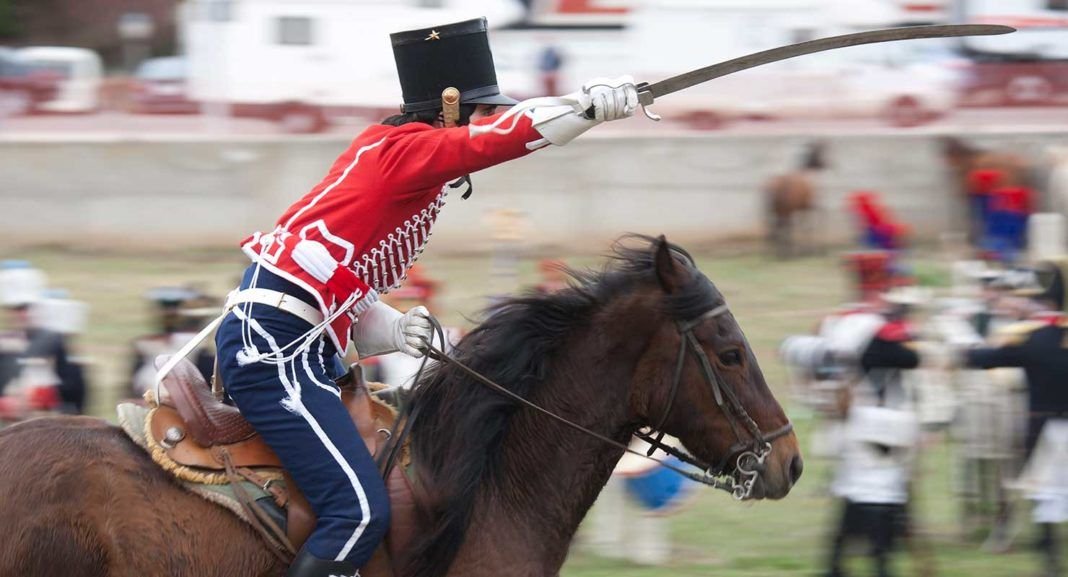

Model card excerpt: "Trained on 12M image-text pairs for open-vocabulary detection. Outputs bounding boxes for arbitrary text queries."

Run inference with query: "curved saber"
[636,24,1015,119]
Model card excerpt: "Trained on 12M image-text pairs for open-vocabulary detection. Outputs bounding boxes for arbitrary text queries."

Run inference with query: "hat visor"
[465,92,520,107]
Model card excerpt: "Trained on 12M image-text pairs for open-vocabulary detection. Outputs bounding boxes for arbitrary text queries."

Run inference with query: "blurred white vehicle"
[181,0,526,133]
[654,40,961,129]
[17,47,102,113]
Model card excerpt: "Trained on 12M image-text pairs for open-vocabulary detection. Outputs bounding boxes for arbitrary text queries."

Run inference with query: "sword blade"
[640,24,1014,105]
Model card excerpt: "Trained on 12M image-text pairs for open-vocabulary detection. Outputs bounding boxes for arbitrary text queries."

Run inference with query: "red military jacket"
[241,112,543,351]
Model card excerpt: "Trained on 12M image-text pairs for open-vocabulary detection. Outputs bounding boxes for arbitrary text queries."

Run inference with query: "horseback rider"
[959,260,1068,577]
[212,17,638,577]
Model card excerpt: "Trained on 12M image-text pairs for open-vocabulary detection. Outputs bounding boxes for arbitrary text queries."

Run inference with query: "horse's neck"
[453,327,645,575]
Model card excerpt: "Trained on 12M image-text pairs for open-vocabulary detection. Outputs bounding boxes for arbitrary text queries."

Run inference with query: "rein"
[378,309,792,500]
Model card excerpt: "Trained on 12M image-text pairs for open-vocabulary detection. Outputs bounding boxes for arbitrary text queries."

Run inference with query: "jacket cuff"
[325,266,374,309]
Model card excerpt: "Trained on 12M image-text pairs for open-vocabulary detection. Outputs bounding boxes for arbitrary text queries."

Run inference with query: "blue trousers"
[215,266,390,567]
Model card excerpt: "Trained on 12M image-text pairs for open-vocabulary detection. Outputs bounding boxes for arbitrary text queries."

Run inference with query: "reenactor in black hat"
[962,260,1068,577]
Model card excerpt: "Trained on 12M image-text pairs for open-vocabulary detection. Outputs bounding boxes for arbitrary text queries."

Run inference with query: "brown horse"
[0,236,801,577]
[765,141,827,258]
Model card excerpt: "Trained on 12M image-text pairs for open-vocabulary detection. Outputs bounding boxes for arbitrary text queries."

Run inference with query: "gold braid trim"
[142,407,284,486]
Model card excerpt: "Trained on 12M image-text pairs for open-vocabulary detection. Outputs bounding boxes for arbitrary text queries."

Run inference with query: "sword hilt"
[637,82,655,106]
[581,82,661,122]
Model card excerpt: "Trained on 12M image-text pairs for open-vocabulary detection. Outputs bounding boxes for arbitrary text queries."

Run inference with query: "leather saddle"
[150,356,424,573]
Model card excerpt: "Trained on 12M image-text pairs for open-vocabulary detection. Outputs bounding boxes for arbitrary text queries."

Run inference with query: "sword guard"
[640,103,662,122]
[636,82,660,122]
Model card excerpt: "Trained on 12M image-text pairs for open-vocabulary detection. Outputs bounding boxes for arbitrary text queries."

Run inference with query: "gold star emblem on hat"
[425,30,441,41]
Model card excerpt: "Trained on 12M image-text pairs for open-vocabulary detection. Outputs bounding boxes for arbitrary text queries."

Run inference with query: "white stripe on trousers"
[305,339,342,399]
[232,307,372,561]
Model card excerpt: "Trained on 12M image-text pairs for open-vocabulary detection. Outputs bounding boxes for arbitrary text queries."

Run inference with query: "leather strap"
[226,288,324,326]
[220,448,296,563]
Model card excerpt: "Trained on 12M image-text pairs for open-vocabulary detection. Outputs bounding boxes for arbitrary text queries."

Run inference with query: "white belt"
[153,288,326,404]
[225,288,324,326]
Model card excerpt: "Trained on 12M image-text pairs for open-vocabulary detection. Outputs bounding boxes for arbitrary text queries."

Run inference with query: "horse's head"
[628,236,802,500]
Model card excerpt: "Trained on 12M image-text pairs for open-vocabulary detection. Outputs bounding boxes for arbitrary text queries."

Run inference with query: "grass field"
[2,245,1048,576]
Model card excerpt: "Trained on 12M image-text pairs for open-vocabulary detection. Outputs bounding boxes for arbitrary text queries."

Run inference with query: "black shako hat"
[391,17,518,113]
[1015,260,1068,312]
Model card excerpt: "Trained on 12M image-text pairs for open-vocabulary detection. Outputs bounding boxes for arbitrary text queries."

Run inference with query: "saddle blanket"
[117,402,283,528]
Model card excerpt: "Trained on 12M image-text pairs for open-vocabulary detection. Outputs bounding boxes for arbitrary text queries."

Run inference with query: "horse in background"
[940,136,1037,248]
[765,141,828,258]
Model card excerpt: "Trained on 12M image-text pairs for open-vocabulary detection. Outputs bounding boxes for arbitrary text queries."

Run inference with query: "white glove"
[351,301,433,358]
[291,239,338,284]
[581,75,639,122]
[529,75,638,148]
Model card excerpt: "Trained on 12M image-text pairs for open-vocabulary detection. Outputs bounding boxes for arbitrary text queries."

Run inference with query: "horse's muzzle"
[747,435,803,501]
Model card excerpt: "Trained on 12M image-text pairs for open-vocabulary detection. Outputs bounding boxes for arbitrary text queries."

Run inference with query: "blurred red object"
[0,386,61,420]
[959,60,1068,107]
[847,191,908,251]
[844,251,895,300]
[26,386,60,411]
[990,185,1032,215]
[968,168,1005,195]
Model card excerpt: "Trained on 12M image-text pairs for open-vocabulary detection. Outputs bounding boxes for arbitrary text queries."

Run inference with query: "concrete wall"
[1,130,1063,253]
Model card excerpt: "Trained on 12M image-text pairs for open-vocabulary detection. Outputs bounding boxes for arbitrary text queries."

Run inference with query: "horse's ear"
[654,235,686,294]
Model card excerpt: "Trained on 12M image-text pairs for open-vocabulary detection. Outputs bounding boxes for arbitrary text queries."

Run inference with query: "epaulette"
[991,320,1046,346]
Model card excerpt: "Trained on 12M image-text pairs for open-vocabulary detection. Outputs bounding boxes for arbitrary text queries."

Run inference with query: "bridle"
[634,304,794,499]
[378,304,793,501]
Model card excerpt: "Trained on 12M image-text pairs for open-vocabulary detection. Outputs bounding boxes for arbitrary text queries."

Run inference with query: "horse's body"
[765,143,826,258]
[766,171,820,257]
[941,137,1036,244]
[0,417,279,576]
[0,237,801,577]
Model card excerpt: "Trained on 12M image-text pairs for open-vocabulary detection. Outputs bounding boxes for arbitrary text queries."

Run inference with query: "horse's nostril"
[788,455,804,485]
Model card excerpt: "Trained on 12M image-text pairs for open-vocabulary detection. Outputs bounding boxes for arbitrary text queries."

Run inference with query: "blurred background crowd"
[2,0,1068,576]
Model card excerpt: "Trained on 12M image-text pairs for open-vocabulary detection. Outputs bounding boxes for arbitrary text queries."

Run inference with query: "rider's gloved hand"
[396,306,433,357]
[529,75,638,148]
[581,75,639,122]
[352,301,433,358]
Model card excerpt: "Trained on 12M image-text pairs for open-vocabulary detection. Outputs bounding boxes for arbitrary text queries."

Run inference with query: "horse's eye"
[719,349,743,367]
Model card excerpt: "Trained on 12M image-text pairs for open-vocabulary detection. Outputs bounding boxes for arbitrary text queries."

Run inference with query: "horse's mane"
[402,235,719,577]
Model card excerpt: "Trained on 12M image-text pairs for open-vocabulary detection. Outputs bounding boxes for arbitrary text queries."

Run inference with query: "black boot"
[287,549,358,577]
[1037,523,1062,577]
